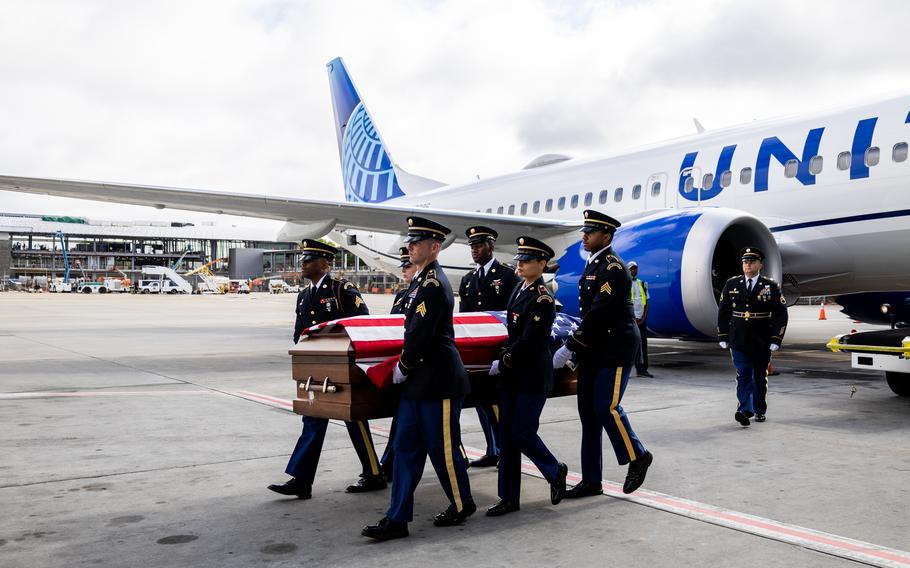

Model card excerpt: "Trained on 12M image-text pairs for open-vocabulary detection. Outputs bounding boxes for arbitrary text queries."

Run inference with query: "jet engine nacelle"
[554,208,781,338]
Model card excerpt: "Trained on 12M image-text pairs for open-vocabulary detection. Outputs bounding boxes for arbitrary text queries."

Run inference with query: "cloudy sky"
[1,0,908,236]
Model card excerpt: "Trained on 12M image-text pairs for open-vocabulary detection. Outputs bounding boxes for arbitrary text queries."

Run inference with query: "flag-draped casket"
[289,311,581,421]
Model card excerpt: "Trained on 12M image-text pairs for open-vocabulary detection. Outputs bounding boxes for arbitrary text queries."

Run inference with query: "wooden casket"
[289,313,578,422]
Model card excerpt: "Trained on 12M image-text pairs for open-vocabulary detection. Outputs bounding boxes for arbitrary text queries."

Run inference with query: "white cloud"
[1,0,907,232]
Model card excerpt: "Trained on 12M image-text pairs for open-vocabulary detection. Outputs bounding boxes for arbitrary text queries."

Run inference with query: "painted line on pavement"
[0,390,210,400]
[235,389,910,567]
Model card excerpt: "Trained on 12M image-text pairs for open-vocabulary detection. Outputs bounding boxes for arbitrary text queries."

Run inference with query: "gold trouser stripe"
[610,367,637,461]
[357,421,380,476]
[491,404,500,422]
[442,399,464,511]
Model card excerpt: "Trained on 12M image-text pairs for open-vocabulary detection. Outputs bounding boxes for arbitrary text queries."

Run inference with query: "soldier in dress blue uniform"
[362,217,475,541]
[458,225,520,468]
[268,240,386,499]
[552,210,654,497]
[485,236,568,517]
[379,246,418,481]
[717,247,789,426]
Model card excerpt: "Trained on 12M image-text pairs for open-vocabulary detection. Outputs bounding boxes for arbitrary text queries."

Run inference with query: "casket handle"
[322,377,337,393]
[304,376,313,391]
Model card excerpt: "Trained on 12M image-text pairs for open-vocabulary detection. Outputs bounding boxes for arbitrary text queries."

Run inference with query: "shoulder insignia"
[538,284,547,294]
[354,296,364,308]
[422,277,440,288]
[533,315,541,321]
[599,281,613,295]
[537,294,554,303]
[780,295,786,305]
[606,262,624,271]
[415,301,427,317]
[343,281,357,290]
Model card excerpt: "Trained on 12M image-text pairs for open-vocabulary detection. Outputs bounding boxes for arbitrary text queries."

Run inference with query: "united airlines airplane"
[3,57,910,340]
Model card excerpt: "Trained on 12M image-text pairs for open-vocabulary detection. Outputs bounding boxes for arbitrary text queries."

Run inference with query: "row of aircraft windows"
[478,142,910,215]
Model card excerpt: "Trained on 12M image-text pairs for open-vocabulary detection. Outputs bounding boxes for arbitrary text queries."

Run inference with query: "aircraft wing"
[0,175,581,247]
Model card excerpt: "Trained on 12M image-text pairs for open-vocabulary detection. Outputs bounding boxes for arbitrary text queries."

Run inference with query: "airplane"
[3,57,910,341]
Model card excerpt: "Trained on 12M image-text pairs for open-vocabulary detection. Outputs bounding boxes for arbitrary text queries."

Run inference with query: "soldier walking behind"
[717,247,788,426]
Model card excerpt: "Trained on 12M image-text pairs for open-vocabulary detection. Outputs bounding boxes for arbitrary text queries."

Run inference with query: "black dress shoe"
[346,474,388,493]
[756,414,766,422]
[550,462,568,505]
[623,450,653,494]
[637,370,654,378]
[469,454,499,468]
[361,517,409,541]
[744,411,755,418]
[564,480,603,499]
[485,500,520,517]
[433,501,477,527]
[734,411,751,426]
[267,478,312,499]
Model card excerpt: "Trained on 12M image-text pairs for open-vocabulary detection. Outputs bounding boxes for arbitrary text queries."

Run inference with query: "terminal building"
[0,213,397,292]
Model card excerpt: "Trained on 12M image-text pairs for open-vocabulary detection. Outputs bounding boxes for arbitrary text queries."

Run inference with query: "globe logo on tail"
[341,102,404,203]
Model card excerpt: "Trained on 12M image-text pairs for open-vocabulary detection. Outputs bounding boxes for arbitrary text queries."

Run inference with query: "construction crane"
[183,257,226,277]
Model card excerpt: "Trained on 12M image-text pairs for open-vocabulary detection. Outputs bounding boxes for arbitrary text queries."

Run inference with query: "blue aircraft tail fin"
[327,57,443,203]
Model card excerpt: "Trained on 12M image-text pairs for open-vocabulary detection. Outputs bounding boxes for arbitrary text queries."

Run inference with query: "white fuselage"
[363,93,910,296]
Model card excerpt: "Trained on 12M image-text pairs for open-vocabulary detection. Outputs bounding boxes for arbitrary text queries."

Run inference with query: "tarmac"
[1,292,908,568]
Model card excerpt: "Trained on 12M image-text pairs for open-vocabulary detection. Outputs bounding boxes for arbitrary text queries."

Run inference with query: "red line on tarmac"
[0,390,210,399]
[233,390,910,567]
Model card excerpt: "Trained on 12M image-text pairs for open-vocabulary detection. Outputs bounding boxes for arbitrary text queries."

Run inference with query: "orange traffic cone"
[818,300,827,320]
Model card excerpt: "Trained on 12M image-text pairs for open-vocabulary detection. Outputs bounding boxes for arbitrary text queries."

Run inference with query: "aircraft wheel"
[885,372,910,397]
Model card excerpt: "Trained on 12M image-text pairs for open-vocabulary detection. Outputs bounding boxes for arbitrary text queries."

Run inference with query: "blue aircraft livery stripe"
[769,208,910,233]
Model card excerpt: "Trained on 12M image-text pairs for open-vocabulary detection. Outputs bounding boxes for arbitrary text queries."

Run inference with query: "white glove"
[488,360,500,376]
[552,345,572,369]
[392,364,407,384]
[719,341,729,349]
[769,344,780,352]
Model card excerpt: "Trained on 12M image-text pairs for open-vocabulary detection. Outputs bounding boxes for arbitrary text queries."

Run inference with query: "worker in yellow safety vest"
[629,261,653,377]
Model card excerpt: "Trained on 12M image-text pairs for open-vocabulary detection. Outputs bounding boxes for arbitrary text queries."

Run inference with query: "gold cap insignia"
[519,238,525,245]
[470,228,475,234]
[408,218,413,226]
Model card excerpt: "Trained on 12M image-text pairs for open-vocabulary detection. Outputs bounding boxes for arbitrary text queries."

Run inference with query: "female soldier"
[485,236,568,516]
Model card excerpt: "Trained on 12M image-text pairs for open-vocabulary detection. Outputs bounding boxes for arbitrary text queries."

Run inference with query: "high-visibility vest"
[630,279,647,308]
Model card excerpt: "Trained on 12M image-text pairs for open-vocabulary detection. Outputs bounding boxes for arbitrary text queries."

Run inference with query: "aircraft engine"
[553,208,781,338]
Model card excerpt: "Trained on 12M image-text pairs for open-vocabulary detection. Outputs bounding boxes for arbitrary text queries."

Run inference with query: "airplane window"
[740,167,752,184]
[508,204,516,215]
[684,176,695,193]
[702,173,714,188]
[558,196,566,210]
[570,195,579,208]
[584,192,593,206]
[809,155,823,175]
[893,142,908,163]
[632,184,642,199]
[865,146,880,167]
[784,159,798,178]
[837,151,851,170]
[533,201,540,213]
[520,202,528,215]
[599,190,609,204]
[497,206,504,214]
[545,198,553,212]
[650,181,661,197]
[719,170,731,187]
[614,187,623,202]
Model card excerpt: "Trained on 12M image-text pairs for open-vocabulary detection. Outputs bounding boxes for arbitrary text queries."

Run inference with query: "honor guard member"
[268,240,386,499]
[552,210,654,497]
[458,225,519,468]
[362,217,475,541]
[379,246,419,481]
[485,237,568,517]
[717,247,788,426]
[389,247,416,316]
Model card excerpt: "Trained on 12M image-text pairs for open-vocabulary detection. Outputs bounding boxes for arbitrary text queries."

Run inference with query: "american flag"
[301,311,581,388]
